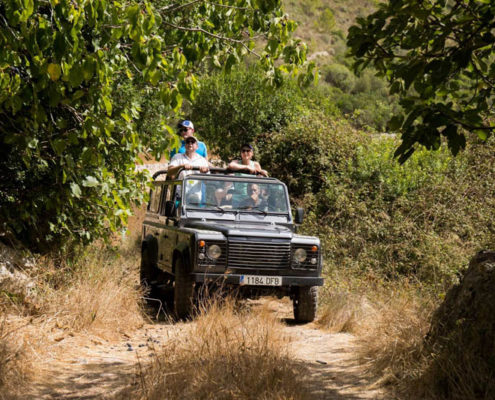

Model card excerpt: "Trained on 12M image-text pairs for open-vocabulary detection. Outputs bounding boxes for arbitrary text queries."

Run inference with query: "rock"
[0,242,37,304]
[425,250,495,399]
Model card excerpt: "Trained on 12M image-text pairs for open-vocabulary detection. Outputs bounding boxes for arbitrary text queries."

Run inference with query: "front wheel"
[174,258,195,320]
[293,286,318,323]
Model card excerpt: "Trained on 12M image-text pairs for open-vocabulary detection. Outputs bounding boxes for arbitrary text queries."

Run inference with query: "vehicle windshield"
[183,178,289,214]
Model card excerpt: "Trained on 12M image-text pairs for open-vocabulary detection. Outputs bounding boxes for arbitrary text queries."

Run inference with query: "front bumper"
[192,273,324,287]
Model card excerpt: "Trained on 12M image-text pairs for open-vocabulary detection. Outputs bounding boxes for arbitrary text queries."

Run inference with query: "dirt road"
[28,299,384,400]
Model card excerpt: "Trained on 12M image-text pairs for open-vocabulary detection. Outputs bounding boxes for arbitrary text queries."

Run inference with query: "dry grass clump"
[317,286,372,334]
[316,269,380,334]
[0,318,31,398]
[317,272,437,394]
[356,290,435,389]
[37,244,144,340]
[139,298,311,400]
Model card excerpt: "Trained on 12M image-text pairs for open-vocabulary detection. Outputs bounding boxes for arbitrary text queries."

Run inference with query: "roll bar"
[152,166,266,181]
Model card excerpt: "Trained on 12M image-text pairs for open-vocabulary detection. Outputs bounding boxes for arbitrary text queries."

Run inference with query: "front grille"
[291,244,319,270]
[228,239,291,269]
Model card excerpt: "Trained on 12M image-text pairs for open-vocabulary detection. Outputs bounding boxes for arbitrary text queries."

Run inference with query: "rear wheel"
[293,286,318,323]
[174,258,195,319]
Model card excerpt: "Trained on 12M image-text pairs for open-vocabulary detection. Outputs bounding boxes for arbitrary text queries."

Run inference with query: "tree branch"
[161,20,260,57]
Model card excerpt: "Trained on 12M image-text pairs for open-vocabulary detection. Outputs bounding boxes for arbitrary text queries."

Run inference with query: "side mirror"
[164,200,175,217]
[295,207,304,224]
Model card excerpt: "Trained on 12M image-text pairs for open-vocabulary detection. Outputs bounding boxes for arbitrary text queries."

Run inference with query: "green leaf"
[82,176,99,187]
[70,182,82,198]
[47,64,62,81]
[102,96,112,116]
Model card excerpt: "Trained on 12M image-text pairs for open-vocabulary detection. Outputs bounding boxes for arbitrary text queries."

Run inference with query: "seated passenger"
[215,181,234,206]
[228,144,268,176]
[167,135,209,179]
[239,183,266,209]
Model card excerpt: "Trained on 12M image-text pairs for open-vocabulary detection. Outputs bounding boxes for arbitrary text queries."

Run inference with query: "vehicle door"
[158,182,179,271]
[145,183,163,244]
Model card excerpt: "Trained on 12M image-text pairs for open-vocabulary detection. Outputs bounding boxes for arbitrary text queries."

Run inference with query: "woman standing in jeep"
[228,144,268,176]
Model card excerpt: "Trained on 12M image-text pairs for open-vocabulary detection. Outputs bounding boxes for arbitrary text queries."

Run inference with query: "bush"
[191,65,306,161]
[314,8,336,33]
[302,136,495,284]
[322,63,356,92]
[257,113,364,197]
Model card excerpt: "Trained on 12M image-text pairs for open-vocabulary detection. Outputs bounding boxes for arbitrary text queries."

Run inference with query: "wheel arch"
[141,234,158,266]
[172,242,192,275]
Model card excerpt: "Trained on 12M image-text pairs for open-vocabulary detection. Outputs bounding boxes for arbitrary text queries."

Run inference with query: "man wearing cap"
[228,143,268,176]
[167,135,209,179]
[170,120,208,159]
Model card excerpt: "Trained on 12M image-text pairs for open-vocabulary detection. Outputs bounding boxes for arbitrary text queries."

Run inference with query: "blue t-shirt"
[170,140,208,159]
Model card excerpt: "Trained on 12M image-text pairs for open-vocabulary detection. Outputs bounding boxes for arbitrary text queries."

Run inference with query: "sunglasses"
[241,149,252,153]
[179,127,191,133]
[185,140,196,144]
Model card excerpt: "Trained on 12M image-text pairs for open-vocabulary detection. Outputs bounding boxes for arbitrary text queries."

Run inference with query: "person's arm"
[167,157,188,179]
[167,164,187,179]
[228,159,256,174]
[253,161,268,177]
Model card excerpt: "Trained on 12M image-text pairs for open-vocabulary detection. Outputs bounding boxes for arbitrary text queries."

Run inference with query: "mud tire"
[174,257,195,320]
[293,286,318,323]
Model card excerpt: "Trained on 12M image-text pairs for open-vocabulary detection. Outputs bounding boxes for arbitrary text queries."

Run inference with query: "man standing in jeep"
[170,120,208,160]
[167,136,209,179]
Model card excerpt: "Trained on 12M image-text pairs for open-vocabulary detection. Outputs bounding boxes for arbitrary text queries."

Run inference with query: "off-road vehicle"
[140,167,323,322]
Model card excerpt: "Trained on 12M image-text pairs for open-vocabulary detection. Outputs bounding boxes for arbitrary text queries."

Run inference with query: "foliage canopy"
[348,0,495,162]
[0,0,314,252]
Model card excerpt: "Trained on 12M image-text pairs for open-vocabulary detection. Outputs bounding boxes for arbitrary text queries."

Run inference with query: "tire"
[174,257,195,319]
[293,286,318,323]
[140,238,158,294]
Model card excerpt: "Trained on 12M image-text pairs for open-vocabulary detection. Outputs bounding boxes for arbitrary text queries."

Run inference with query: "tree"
[347,0,495,162]
[0,0,314,252]
[191,65,305,160]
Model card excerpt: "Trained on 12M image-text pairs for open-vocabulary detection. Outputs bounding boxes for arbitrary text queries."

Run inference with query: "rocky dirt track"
[27,298,384,400]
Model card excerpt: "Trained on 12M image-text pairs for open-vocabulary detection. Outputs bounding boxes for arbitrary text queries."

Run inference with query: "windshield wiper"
[188,202,225,213]
[238,206,268,216]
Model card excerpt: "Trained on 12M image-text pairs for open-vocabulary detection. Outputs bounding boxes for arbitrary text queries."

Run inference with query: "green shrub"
[301,137,495,285]
[314,8,336,33]
[191,66,305,161]
[322,64,356,92]
[258,113,364,197]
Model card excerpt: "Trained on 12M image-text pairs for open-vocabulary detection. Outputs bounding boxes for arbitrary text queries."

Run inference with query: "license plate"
[239,275,282,286]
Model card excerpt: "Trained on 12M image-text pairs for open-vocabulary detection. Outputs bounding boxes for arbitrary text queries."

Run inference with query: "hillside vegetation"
[2,0,495,399]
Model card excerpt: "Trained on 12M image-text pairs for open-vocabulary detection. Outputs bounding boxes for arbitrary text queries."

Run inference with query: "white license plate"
[239,275,282,286]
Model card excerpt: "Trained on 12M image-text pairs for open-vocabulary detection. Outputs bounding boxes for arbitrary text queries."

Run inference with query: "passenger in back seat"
[228,144,268,177]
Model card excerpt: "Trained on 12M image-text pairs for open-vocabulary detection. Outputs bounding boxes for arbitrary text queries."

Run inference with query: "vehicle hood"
[186,221,293,239]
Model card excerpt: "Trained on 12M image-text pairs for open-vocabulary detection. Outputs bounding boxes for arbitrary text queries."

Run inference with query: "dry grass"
[36,244,144,340]
[317,273,437,396]
[356,291,434,388]
[0,318,31,399]
[139,298,311,400]
[317,288,372,333]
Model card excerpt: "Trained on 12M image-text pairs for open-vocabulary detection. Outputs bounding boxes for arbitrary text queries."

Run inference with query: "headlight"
[207,244,222,259]
[294,248,307,263]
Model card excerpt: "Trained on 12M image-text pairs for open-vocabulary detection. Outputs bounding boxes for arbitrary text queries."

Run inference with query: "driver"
[228,144,268,176]
[167,135,209,179]
[239,183,266,209]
